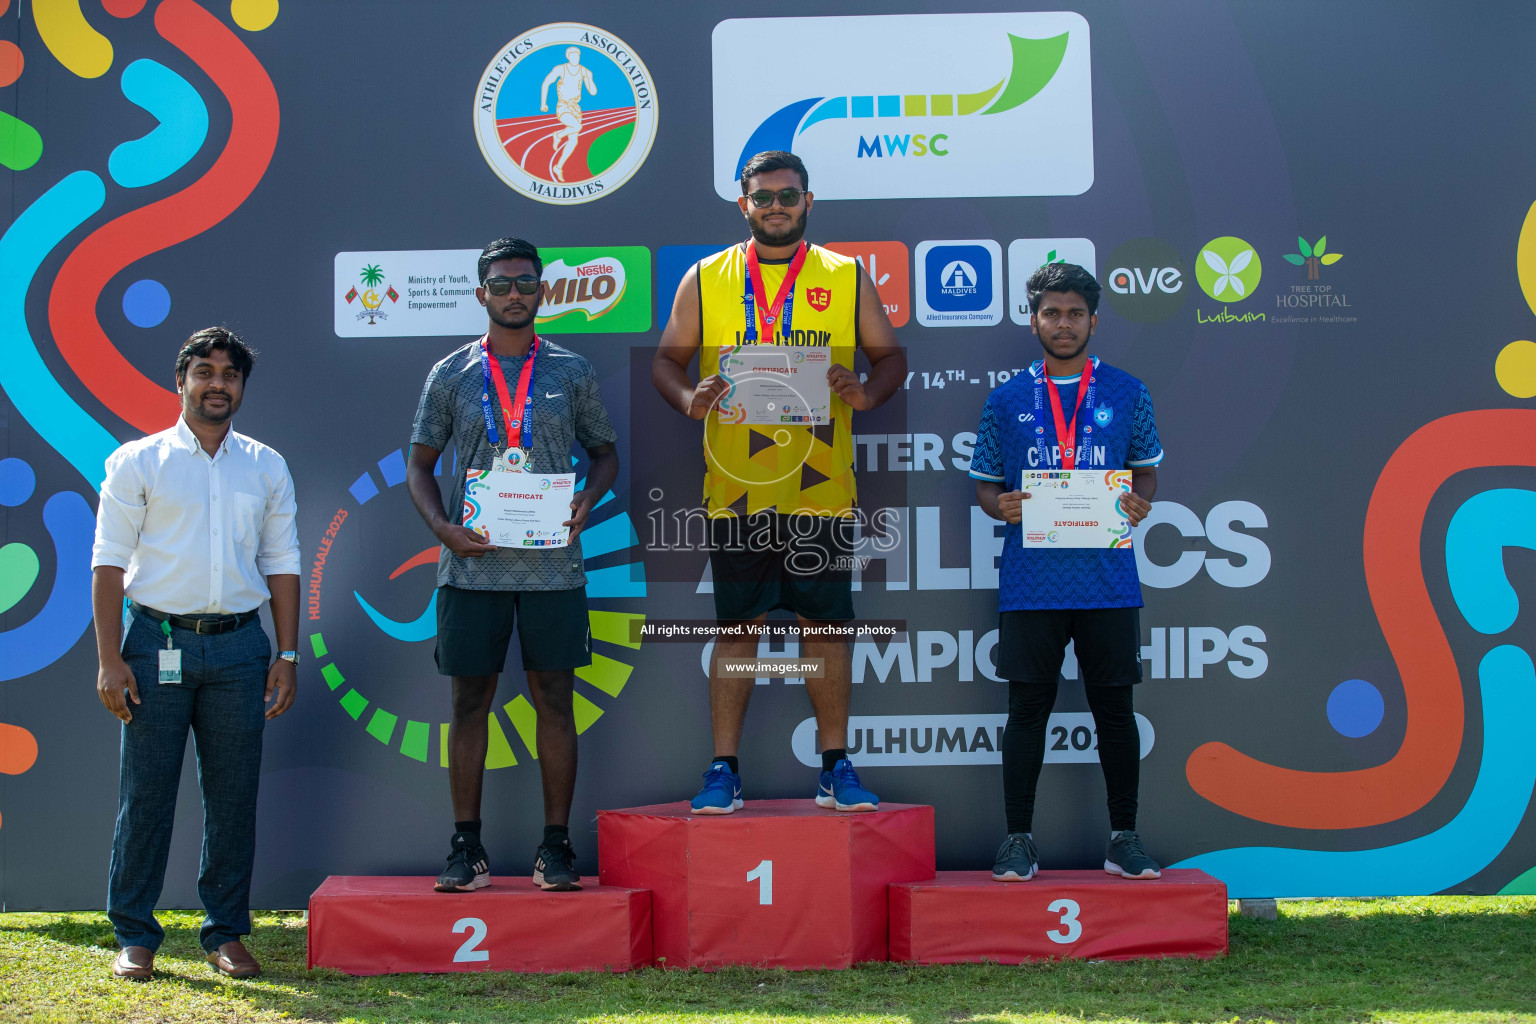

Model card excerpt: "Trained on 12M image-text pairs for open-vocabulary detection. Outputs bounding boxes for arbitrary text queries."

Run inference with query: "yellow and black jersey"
[697,242,860,517]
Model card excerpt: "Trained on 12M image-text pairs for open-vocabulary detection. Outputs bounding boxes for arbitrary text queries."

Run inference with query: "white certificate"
[715,344,832,425]
[1018,469,1134,548]
[461,469,576,548]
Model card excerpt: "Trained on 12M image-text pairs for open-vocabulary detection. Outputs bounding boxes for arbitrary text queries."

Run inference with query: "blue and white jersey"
[969,357,1163,610]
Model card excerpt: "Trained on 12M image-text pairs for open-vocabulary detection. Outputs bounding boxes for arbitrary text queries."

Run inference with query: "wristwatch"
[278,650,300,665]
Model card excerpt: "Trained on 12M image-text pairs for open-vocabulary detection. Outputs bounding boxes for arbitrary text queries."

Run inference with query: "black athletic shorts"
[996,607,1143,686]
[708,512,856,624]
[434,585,591,676]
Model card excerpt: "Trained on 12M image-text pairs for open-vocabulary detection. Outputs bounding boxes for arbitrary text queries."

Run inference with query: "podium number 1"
[747,859,773,905]
[453,917,489,962]
[1046,898,1082,944]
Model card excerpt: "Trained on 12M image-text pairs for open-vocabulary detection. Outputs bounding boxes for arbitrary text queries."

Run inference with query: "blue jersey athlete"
[969,263,1164,883]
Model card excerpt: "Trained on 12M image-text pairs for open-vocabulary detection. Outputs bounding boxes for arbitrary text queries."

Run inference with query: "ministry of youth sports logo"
[474,23,658,205]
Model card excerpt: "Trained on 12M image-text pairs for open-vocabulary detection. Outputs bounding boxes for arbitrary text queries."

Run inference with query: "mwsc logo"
[474,23,658,206]
[711,13,1092,201]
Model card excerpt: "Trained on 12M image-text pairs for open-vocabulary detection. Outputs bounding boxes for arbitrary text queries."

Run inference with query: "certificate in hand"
[462,468,576,547]
[1018,470,1135,548]
[716,344,832,425]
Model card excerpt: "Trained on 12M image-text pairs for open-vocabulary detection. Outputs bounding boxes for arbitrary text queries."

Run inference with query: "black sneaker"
[434,831,490,892]
[991,832,1039,881]
[1105,830,1162,879]
[532,836,582,891]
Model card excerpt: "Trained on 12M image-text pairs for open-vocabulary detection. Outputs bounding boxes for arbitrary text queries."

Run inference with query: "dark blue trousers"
[107,610,269,952]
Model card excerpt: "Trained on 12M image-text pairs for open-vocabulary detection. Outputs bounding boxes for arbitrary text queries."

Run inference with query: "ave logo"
[1103,238,1187,323]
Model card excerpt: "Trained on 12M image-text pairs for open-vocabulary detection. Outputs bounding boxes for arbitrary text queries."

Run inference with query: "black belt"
[131,603,258,635]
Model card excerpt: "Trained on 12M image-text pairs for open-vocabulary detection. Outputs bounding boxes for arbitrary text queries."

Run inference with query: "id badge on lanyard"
[157,619,182,684]
[479,335,539,472]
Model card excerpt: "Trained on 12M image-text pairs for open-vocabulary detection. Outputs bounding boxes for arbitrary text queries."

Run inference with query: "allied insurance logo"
[915,239,1003,327]
[711,12,1092,201]
[474,23,658,205]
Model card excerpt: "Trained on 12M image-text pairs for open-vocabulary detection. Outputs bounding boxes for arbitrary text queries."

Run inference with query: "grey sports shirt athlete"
[410,338,617,590]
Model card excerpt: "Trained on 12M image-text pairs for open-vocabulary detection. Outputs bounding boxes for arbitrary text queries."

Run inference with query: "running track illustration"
[495,107,635,183]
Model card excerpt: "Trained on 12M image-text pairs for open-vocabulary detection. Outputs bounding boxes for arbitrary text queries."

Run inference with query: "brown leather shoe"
[206,940,260,978]
[112,945,154,980]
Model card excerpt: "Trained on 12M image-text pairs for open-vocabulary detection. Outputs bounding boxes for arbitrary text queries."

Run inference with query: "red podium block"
[307,876,651,974]
[889,869,1228,963]
[598,800,934,969]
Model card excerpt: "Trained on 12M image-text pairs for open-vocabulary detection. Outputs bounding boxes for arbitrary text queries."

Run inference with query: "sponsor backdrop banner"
[3,0,1536,909]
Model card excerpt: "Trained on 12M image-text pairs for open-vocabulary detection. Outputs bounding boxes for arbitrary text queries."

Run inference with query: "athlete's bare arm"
[582,66,596,95]
[827,263,906,412]
[653,264,727,419]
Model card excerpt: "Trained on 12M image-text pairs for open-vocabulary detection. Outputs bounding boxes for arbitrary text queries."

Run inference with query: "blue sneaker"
[815,759,879,811]
[690,760,743,814]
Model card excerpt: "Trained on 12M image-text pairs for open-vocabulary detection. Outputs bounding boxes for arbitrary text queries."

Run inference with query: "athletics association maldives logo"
[306,447,648,769]
[474,23,658,205]
[712,12,1092,200]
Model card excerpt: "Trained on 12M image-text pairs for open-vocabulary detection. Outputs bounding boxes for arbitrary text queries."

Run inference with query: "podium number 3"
[1047,898,1082,944]
[747,859,773,905]
[453,917,489,962]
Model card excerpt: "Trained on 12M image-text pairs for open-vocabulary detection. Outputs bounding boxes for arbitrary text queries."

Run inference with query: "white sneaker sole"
[435,871,490,892]
[1104,859,1161,879]
[815,792,877,811]
[992,865,1038,882]
[690,798,744,815]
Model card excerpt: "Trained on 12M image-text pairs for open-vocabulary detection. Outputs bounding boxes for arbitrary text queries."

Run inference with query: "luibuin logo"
[1196,237,1262,301]
[474,23,658,206]
[712,13,1093,200]
[1283,236,1342,280]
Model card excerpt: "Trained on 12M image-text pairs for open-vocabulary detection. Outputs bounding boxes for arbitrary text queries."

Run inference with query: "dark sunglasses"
[483,274,541,296]
[747,187,804,209]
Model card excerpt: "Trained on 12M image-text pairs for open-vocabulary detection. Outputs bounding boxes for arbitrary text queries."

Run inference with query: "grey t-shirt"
[410,338,617,591]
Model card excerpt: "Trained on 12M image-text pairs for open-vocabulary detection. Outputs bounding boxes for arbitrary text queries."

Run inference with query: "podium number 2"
[1047,898,1082,944]
[747,859,773,905]
[453,917,489,962]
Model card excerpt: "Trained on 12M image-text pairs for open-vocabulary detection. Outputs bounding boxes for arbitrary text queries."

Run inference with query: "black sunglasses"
[747,188,804,209]
[484,274,541,296]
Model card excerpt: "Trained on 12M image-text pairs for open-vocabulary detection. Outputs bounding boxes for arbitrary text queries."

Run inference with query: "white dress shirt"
[92,416,301,615]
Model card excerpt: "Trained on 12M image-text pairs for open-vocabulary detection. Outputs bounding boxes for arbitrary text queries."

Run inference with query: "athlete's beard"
[748,205,809,248]
[1039,332,1091,363]
[488,303,537,330]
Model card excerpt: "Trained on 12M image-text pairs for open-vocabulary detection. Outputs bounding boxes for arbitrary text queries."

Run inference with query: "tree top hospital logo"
[711,12,1092,201]
[474,23,658,205]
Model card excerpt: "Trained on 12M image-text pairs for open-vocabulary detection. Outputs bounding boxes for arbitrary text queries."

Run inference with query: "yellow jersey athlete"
[652,150,905,814]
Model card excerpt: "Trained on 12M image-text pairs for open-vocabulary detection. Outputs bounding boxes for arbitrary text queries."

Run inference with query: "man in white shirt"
[91,327,300,981]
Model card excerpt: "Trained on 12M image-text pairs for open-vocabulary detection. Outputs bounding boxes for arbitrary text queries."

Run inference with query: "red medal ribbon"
[745,240,808,342]
[481,334,540,450]
[1044,360,1095,470]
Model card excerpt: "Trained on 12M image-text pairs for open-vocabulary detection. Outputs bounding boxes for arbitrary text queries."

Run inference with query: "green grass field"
[3,896,1534,1024]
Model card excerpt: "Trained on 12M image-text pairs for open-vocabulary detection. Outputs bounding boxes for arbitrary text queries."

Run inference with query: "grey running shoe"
[991,832,1039,881]
[532,836,582,891]
[1105,830,1162,879]
[435,831,490,892]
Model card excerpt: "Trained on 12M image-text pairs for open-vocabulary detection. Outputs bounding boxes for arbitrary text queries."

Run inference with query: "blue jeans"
[107,609,269,953]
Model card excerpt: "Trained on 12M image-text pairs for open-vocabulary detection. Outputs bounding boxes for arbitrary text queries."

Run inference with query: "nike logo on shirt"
[546,392,563,399]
